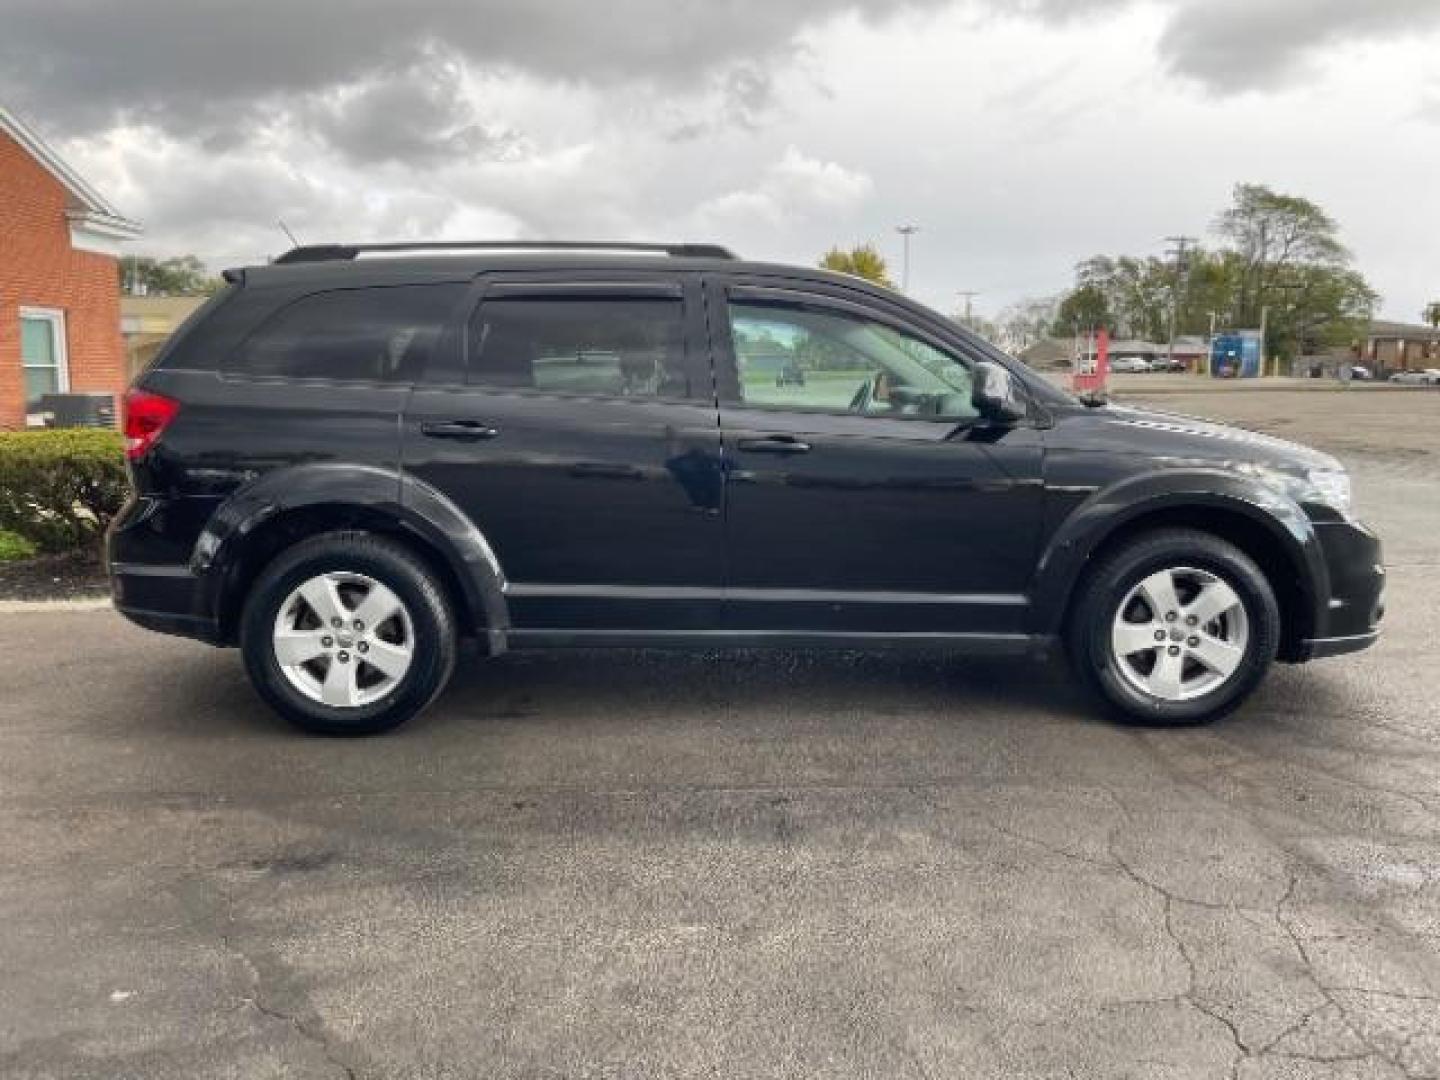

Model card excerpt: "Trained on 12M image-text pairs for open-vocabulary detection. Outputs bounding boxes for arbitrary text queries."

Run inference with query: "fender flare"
[1029,468,1329,639]
[191,463,510,653]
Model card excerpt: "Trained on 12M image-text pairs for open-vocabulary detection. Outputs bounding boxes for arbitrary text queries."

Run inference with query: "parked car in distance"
[1389,368,1440,385]
[108,240,1384,735]
[1348,364,1373,381]
[1110,356,1153,373]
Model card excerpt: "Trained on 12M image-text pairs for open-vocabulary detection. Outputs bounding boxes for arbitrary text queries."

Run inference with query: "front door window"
[729,301,977,420]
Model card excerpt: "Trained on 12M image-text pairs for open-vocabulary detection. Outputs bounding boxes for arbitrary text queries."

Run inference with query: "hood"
[1078,404,1341,475]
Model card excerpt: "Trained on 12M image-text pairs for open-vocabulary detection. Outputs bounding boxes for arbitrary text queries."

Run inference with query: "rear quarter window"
[227,284,464,383]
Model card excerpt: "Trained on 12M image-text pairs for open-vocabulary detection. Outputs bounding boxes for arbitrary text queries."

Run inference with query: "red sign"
[1073,327,1109,392]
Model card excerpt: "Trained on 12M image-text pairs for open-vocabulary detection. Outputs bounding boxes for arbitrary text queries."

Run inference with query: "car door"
[709,278,1045,639]
[403,272,725,634]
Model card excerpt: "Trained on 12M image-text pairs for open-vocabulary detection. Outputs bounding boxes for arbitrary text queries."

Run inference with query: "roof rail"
[272,241,738,265]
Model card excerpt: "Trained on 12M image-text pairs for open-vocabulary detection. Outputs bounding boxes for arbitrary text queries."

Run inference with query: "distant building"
[1294,320,1440,378]
[1362,320,1440,374]
[0,105,142,428]
[121,294,208,379]
[1019,335,1208,372]
[1016,338,1074,370]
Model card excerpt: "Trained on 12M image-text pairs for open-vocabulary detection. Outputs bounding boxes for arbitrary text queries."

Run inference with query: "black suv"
[107,241,1384,735]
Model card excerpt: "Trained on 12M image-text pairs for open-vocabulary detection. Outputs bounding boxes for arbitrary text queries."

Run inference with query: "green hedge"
[0,429,128,555]
[0,529,38,562]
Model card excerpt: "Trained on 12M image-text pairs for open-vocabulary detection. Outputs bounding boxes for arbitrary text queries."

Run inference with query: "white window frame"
[19,306,69,425]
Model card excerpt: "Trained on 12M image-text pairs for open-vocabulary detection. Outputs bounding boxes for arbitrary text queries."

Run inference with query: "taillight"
[123,389,181,461]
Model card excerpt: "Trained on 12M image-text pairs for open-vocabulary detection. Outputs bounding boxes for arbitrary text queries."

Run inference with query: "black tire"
[1067,528,1280,726]
[240,531,457,735]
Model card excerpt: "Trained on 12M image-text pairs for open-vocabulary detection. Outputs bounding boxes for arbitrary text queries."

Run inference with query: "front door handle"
[736,435,812,454]
[420,420,499,441]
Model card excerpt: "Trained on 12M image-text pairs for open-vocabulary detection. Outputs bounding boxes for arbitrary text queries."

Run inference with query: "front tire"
[1068,529,1280,725]
[240,531,457,735]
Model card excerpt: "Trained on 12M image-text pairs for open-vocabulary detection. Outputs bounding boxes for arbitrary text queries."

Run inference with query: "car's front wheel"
[1068,529,1280,725]
[240,531,457,735]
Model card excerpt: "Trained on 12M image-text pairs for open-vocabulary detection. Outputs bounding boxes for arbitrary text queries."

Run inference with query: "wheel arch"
[191,464,509,652]
[1034,474,1328,662]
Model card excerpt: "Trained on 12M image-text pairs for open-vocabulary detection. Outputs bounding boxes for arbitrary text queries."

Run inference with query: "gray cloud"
[303,58,519,165]
[8,0,1437,327]
[0,0,940,143]
[1156,0,1440,92]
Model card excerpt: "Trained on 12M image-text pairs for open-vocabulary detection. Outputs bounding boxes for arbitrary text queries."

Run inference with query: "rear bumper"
[109,561,223,645]
[107,493,225,645]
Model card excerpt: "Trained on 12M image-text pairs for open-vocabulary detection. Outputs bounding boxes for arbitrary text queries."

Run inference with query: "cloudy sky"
[4,0,1437,322]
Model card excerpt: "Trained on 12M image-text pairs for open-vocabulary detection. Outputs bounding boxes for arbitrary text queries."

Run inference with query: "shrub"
[0,429,128,555]
[0,529,38,562]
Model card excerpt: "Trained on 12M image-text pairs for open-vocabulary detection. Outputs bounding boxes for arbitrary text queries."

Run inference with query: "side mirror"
[971,361,1027,423]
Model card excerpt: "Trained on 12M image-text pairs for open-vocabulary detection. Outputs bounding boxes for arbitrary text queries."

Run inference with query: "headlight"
[1239,463,1352,515]
[1305,468,1352,514]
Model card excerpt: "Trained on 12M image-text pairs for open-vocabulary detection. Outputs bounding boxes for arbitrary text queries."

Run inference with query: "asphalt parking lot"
[2,387,1438,1079]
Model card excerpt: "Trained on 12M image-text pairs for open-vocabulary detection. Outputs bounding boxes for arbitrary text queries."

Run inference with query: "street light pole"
[896,225,919,293]
[956,290,979,329]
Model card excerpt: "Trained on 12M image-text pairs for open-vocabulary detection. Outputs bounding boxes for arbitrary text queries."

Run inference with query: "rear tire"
[1067,528,1280,726]
[240,531,456,735]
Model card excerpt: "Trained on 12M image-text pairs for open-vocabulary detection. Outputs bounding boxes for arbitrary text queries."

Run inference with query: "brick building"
[0,105,142,429]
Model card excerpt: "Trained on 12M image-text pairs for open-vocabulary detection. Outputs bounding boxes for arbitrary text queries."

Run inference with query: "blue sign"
[1211,331,1262,378]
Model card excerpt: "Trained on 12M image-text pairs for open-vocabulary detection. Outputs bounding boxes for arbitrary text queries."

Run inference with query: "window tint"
[730,301,977,420]
[468,296,689,398]
[230,285,463,382]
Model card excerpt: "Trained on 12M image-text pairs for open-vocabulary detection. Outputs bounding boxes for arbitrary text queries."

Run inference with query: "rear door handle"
[736,435,812,454]
[420,420,499,441]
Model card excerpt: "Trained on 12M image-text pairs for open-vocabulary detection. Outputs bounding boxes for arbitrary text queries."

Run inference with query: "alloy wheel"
[1109,565,1250,702]
[271,571,415,707]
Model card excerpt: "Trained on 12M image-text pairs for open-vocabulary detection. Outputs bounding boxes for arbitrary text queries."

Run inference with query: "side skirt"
[505,628,1053,657]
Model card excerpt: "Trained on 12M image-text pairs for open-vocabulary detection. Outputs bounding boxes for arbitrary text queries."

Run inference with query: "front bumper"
[1295,517,1384,661]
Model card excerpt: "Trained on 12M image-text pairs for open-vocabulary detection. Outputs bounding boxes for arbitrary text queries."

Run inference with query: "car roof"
[229,246,887,297]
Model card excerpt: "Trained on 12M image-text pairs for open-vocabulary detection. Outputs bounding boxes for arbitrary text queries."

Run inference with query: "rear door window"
[467,293,691,399]
[228,284,464,383]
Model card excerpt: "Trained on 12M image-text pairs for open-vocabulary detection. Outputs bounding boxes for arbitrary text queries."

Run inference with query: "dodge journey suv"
[107,241,1384,734]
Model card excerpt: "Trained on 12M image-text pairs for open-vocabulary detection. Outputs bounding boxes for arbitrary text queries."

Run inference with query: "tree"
[1053,283,1112,337]
[1424,302,1440,329]
[994,296,1060,352]
[1216,183,1347,332]
[819,244,894,289]
[118,255,223,296]
[1050,184,1377,364]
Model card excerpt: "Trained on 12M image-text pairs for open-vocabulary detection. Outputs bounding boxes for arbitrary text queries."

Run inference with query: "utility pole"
[1259,304,1269,377]
[896,225,920,293]
[956,290,979,329]
[1164,235,1197,371]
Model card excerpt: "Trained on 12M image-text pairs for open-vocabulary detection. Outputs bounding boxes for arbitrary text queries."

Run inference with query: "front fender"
[1030,468,1329,639]
[191,463,509,653]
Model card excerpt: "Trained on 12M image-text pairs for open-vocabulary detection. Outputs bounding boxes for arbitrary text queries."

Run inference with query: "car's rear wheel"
[240,531,456,735]
[1068,529,1280,725]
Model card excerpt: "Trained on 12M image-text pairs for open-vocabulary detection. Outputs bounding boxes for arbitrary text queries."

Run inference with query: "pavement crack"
[223,931,358,1080]
[1270,872,1431,1079]
[1101,823,1251,1077]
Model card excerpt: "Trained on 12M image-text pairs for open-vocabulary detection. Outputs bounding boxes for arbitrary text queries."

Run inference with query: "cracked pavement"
[1,389,1437,1078]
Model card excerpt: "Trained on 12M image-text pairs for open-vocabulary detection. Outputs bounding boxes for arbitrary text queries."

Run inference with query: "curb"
[0,597,113,614]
